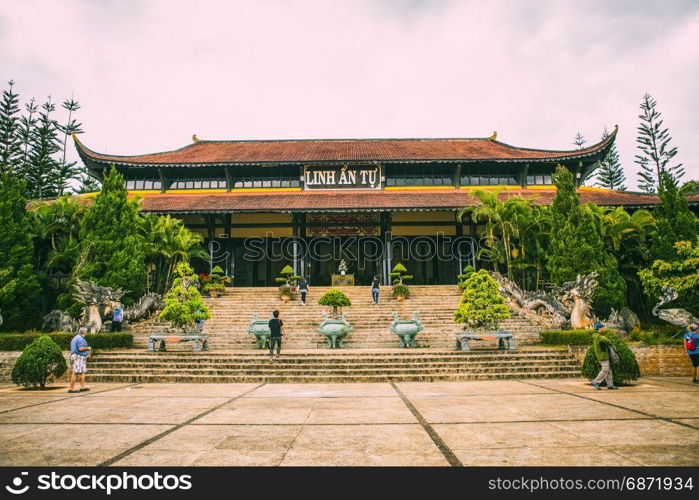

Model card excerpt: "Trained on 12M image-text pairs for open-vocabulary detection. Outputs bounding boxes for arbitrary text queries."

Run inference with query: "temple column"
[380,212,392,285]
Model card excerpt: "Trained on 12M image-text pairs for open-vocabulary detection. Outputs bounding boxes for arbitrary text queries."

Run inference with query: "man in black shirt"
[268,310,285,359]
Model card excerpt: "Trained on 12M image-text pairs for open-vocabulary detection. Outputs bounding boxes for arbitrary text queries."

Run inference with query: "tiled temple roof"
[135,187,665,214]
[74,128,617,167]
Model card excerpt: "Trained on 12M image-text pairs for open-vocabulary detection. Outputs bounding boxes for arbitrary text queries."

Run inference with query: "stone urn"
[390,311,424,348]
[316,312,353,348]
[248,313,271,349]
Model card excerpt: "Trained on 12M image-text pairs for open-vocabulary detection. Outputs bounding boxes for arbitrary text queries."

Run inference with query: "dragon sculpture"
[493,271,638,331]
[72,280,125,333]
[652,286,698,328]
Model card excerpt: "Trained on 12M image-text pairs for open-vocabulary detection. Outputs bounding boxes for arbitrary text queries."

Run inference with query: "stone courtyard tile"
[607,445,699,466]
[305,397,417,424]
[452,446,638,466]
[527,377,697,393]
[280,424,448,466]
[395,380,555,398]
[0,383,131,395]
[549,419,699,448]
[0,396,59,412]
[581,391,699,419]
[244,383,328,398]
[0,423,172,466]
[671,419,699,429]
[83,396,231,424]
[86,383,260,398]
[139,424,302,452]
[406,395,537,423]
[0,395,153,423]
[516,393,641,421]
[196,397,317,424]
[320,383,396,397]
[432,422,590,450]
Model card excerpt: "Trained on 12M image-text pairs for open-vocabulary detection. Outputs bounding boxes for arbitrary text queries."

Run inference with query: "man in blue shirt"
[69,327,92,393]
[684,324,699,384]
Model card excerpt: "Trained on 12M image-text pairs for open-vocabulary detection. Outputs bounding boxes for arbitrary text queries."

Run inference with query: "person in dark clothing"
[371,275,380,305]
[268,310,285,359]
[299,278,309,306]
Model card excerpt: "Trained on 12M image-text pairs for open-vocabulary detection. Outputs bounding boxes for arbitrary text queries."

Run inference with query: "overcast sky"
[1,0,697,189]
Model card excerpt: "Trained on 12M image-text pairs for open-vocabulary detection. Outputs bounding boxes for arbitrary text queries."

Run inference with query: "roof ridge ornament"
[489,131,497,141]
[192,134,200,143]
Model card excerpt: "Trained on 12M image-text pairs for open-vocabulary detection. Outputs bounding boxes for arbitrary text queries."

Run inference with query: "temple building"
[74,127,685,287]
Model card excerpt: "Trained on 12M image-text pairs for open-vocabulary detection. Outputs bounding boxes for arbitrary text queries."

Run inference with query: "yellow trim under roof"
[231,187,302,193]
[459,185,523,190]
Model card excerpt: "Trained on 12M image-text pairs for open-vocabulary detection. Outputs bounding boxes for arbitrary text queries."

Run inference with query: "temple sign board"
[304,164,382,190]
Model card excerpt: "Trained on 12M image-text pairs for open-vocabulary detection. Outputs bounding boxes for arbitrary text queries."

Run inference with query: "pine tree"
[594,126,626,190]
[546,165,626,315]
[56,97,83,195]
[0,173,42,331]
[0,80,22,175]
[25,98,61,200]
[76,169,101,193]
[74,166,147,304]
[635,93,684,192]
[573,132,586,150]
[17,97,37,179]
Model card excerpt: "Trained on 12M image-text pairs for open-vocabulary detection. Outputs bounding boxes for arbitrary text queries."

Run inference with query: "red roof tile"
[75,128,617,166]
[135,187,661,213]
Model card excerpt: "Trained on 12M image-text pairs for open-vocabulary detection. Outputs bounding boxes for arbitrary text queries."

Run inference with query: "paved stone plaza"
[0,377,697,466]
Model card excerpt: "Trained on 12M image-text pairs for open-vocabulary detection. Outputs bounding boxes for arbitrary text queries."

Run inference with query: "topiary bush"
[11,335,67,389]
[454,270,510,330]
[581,331,641,385]
[318,289,351,317]
[159,263,211,331]
[457,265,475,289]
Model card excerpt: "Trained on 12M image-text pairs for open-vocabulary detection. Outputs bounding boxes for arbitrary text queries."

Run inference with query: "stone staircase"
[86,349,580,383]
[128,285,553,350]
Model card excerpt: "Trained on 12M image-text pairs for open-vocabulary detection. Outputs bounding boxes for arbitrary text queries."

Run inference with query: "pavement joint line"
[98,383,265,467]
[275,393,321,465]
[390,381,463,467]
[0,384,142,415]
[516,380,699,431]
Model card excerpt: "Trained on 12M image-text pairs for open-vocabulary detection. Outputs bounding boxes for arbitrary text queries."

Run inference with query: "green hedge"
[539,329,594,345]
[0,332,132,351]
[628,330,683,345]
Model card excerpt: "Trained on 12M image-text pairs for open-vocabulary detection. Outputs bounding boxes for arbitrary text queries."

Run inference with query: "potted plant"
[337,259,348,276]
[454,269,510,331]
[389,263,413,302]
[276,265,301,302]
[159,263,211,332]
[317,288,352,318]
[204,266,231,298]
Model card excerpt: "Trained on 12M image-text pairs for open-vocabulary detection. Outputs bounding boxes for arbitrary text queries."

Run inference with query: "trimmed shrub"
[318,289,351,317]
[0,332,133,351]
[628,330,683,346]
[539,330,593,345]
[454,270,510,330]
[11,335,67,389]
[581,332,641,385]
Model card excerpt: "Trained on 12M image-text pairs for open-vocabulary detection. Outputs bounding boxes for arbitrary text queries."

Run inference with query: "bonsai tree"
[203,265,231,296]
[581,331,641,385]
[390,263,413,300]
[276,265,301,301]
[454,270,511,330]
[318,288,352,317]
[11,335,67,389]
[457,265,475,289]
[159,262,211,332]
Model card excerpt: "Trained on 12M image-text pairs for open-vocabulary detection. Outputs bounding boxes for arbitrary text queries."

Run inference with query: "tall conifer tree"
[594,126,626,190]
[635,93,684,192]
[25,98,61,199]
[74,166,147,304]
[0,80,21,175]
[0,173,42,331]
[546,166,626,315]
